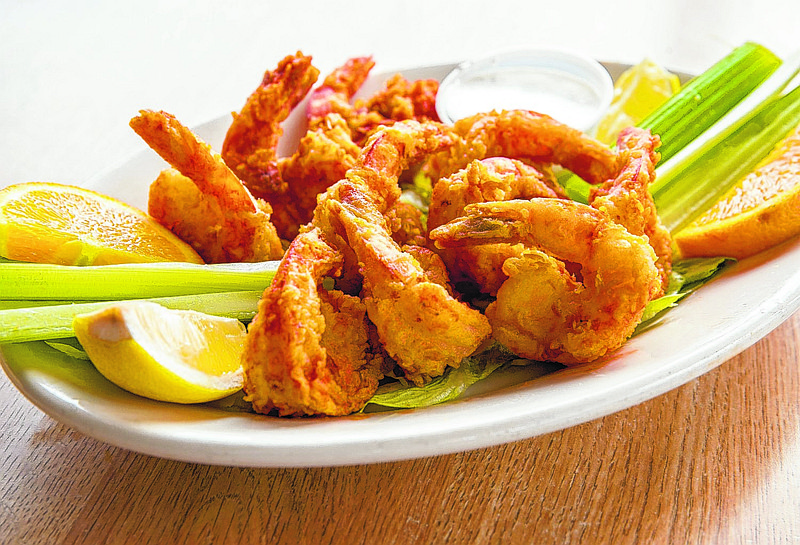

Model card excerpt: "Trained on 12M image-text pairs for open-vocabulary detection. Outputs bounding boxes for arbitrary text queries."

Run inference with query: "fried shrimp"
[363,73,440,122]
[242,227,384,416]
[275,113,362,239]
[305,56,390,146]
[217,52,320,239]
[307,57,441,146]
[312,119,456,291]
[425,110,618,184]
[344,74,440,145]
[243,119,472,412]
[430,199,662,364]
[221,51,319,174]
[429,157,565,228]
[274,60,446,239]
[130,110,283,263]
[428,157,567,294]
[342,119,457,209]
[590,127,672,291]
[306,56,377,128]
[324,180,492,384]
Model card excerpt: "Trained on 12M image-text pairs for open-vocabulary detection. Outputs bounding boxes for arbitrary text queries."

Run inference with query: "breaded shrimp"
[307,57,442,146]
[306,56,377,128]
[130,110,283,263]
[242,227,384,416]
[361,73,440,125]
[324,180,492,384]
[428,157,567,294]
[342,119,457,209]
[312,120,456,291]
[430,199,662,364]
[276,113,362,239]
[429,157,565,229]
[227,56,446,240]
[221,51,319,173]
[245,119,472,411]
[425,110,618,184]
[346,74,441,144]
[275,62,446,238]
[218,52,320,239]
[590,127,672,292]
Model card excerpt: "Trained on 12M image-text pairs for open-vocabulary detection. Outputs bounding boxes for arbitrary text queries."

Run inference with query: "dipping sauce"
[436,49,614,133]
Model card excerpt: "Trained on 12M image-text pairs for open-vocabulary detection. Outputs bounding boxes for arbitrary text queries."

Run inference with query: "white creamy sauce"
[440,67,606,130]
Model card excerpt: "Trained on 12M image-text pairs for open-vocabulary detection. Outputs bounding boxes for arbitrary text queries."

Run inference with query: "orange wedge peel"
[674,124,800,260]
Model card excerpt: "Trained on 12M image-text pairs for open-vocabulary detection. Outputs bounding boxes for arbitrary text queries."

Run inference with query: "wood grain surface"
[2,311,797,544]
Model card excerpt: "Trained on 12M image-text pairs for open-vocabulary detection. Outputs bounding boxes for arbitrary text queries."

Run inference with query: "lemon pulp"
[595,58,680,144]
[73,301,246,404]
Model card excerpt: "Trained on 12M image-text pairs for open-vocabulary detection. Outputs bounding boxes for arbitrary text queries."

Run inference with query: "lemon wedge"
[73,301,246,404]
[595,58,680,144]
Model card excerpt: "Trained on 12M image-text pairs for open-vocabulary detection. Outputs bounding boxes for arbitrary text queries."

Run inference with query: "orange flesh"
[0,183,203,265]
[692,146,800,226]
[675,126,800,260]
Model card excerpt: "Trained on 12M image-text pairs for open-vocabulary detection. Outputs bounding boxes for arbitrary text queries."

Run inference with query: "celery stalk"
[0,260,278,300]
[0,300,73,310]
[651,48,800,195]
[655,78,800,233]
[0,291,262,344]
[640,42,781,164]
[564,42,781,202]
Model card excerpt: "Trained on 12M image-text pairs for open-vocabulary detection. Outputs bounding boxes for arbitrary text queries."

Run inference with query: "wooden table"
[2,1,799,543]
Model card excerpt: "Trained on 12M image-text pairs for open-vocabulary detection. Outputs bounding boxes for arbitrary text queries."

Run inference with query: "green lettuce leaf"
[44,338,90,360]
[363,343,519,410]
[636,256,734,331]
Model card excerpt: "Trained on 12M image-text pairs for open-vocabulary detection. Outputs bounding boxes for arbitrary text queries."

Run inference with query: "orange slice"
[0,182,204,265]
[674,125,800,260]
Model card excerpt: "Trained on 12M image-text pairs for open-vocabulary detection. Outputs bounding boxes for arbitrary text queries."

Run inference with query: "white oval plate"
[3,63,800,468]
